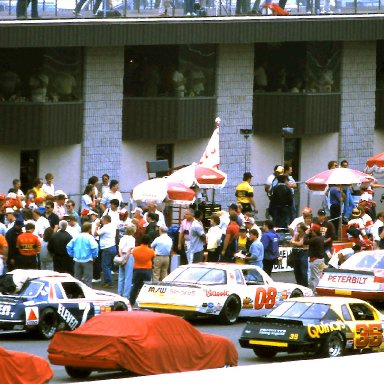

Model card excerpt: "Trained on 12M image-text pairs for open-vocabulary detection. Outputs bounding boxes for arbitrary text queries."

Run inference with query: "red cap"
[0,194,5,200]
[81,209,90,215]
[35,197,45,203]
[311,223,321,232]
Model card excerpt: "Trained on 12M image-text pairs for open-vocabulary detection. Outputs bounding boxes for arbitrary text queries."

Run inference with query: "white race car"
[136,262,313,324]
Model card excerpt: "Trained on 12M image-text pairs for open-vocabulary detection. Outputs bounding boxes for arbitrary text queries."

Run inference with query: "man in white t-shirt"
[32,209,51,238]
[100,179,123,212]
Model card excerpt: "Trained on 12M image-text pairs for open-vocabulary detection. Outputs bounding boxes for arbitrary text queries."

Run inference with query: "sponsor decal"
[57,303,79,330]
[254,287,277,310]
[148,287,167,295]
[307,321,346,338]
[204,289,229,298]
[327,275,368,284]
[259,328,287,337]
[169,288,196,296]
[243,297,253,309]
[25,307,39,325]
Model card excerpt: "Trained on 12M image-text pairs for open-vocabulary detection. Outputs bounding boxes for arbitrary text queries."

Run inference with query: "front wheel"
[218,295,241,325]
[253,347,277,359]
[65,366,92,379]
[37,308,58,340]
[319,332,344,357]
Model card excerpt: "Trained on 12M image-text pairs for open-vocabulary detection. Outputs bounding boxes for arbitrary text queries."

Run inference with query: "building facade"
[1,16,384,216]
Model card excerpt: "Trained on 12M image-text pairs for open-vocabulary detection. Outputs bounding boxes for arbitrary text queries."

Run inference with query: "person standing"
[371,211,384,249]
[260,220,279,276]
[5,219,24,272]
[0,234,8,275]
[245,229,264,268]
[66,223,99,287]
[328,185,344,236]
[189,210,206,263]
[99,179,123,213]
[314,209,336,264]
[129,235,155,306]
[304,223,325,293]
[45,201,59,232]
[290,222,309,287]
[151,225,173,282]
[47,220,74,274]
[95,215,117,288]
[221,212,240,263]
[16,222,41,269]
[177,209,194,264]
[284,162,297,222]
[206,214,222,262]
[117,225,136,298]
[235,172,257,214]
[16,0,39,19]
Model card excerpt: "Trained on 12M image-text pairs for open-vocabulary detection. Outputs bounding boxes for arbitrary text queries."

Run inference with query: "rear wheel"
[113,301,128,311]
[65,366,92,379]
[319,332,344,357]
[218,295,241,325]
[253,347,278,359]
[37,308,58,340]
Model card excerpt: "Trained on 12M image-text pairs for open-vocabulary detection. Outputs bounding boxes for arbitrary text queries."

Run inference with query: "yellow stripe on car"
[249,340,288,347]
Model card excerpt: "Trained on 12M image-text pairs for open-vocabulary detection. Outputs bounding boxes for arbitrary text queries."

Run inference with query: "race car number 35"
[254,287,277,310]
[355,324,383,348]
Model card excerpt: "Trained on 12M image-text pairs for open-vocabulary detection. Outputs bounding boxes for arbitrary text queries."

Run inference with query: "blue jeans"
[101,245,116,285]
[292,249,308,287]
[118,255,134,298]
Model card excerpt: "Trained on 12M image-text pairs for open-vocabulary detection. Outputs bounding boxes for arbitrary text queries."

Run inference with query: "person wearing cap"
[244,216,262,239]
[288,207,313,237]
[346,207,372,249]
[48,220,74,274]
[314,208,336,264]
[235,172,257,214]
[5,208,16,231]
[66,222,99,288]
[16,222,41,270]
[54,194,67,220]
[45,200,59,232]
[117,209,131,241]
[80,209,91,225]
[303,223,325,293]
[264,165,284,197]
[151,225,173,282]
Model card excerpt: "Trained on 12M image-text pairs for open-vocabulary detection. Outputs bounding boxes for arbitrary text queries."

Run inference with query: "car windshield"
[19,281,45,298]
[163,267,226,285]
[269,301,331,320]
[341,252,384,270]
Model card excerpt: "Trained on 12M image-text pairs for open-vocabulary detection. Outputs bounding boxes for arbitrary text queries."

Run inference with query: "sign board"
[272,246,294,273]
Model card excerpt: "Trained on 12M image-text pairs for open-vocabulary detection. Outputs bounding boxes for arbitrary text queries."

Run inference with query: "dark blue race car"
[0,270,130,339]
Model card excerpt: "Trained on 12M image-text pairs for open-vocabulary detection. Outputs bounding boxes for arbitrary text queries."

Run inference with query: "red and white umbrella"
[132,178,195,205]
[305,168,376,192]
[168,163,227,189]
[365,152,384,174]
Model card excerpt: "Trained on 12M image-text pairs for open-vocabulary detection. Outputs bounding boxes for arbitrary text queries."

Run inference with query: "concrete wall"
[339,41,376,170]
[216,44,255,209]
[81,46,124,191]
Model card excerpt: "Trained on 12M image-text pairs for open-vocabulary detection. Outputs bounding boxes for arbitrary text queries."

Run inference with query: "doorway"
[20,150,39,193]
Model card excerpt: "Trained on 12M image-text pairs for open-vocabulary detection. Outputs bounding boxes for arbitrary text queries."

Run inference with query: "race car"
[239,296,384,358]
[316,250,384,302]
[136,262,313,324]
[0,269,131,339]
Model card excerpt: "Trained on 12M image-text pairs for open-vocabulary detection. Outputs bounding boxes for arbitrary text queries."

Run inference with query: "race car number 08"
[254,287,277,309]
[355,324,383,348]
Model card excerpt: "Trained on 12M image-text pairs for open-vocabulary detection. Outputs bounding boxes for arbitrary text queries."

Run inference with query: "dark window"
[0,47,82,102]
[349,304,375,321]
[61,282,85,299]
[124,45,216,98]
[243,269,265,285]
[254,42,340,94]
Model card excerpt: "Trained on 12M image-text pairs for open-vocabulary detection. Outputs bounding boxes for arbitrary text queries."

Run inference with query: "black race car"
[239,296,384,358]
[0,270,130,339]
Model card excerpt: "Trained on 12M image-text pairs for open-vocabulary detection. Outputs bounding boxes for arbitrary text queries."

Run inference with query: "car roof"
[286,296,368,305]
[178,262,257,271]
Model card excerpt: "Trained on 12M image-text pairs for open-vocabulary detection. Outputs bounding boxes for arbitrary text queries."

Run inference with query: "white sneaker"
[92,278,101,283]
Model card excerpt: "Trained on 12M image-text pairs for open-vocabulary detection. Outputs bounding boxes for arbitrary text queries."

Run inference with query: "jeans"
[101,245,116,285]
[129,268,152,305]
[16,0,38,18]
[74,260,93,287]
[292,249,308,287]
[118,255,134,297]
[309,258,325,293]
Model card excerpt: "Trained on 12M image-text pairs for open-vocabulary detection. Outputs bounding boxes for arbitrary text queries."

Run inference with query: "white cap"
[131,207,143,215]
[88,210,98,216]
[54,190,68,198]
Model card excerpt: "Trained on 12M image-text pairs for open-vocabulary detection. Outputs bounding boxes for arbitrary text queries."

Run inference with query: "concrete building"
[1,15,384,217]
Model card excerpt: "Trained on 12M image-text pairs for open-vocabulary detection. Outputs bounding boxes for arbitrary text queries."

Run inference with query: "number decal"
[355,324,383,348]
[289,333,299,340]
[254,287,277,310]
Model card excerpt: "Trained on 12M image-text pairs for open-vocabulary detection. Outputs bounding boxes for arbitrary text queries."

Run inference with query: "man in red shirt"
[129,234,155,306]
[221,212,240,263]
[16,223,41,269]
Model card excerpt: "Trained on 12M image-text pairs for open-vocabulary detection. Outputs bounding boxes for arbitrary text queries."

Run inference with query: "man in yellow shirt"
[235,172,256,214]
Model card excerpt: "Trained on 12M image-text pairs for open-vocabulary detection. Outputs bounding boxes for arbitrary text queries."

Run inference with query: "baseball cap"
[244,216,255,224]
[81,209,90,215]
[228,203,238,210]
[351,208,361,217]
[54,190,68,198]
[131,207,143,214]
[276,166,284,174]
[317,209,326,216]
[119,209,128,216]
[311,223,321,232]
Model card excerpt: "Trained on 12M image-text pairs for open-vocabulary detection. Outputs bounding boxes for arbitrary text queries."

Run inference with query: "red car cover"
[0,347,53,384]
[48,311,238,375]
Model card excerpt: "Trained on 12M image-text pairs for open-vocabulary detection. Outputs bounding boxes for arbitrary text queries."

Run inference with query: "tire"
[36,308,58,340]
[319,332,344,358]
[65,366,92,379]
[289,288,303,298]
[113,301,128,311]
[218,295,241,325]
[253,347,278,359]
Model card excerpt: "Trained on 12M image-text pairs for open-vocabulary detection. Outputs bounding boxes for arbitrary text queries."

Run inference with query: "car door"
[345,303,384,351]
